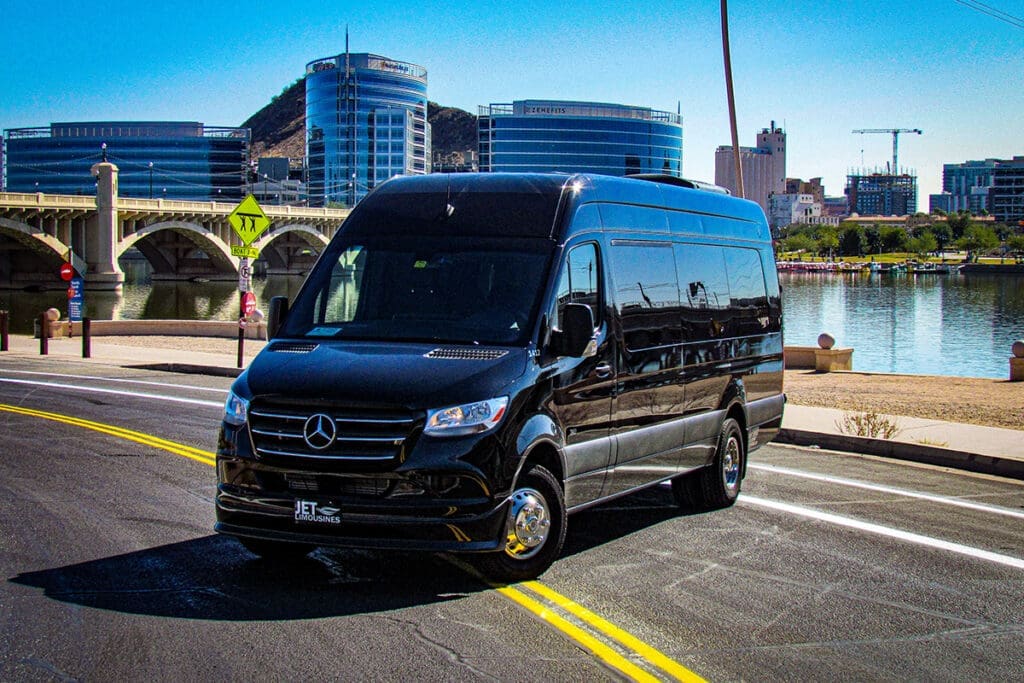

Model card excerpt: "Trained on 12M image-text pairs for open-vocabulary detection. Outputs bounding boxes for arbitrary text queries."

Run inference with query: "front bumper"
[215,452,511,552]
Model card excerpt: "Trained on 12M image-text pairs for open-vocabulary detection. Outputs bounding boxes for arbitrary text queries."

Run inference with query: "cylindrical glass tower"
[306,53,429,207]
[478,100,683,178]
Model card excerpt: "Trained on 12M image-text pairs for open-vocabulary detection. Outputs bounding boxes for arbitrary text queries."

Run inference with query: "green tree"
[838,224,865,256]
[783,233,816,255]
[1006,234,1024,262]
[956,224,1000,259]
[880,225,909,253]
[816,229,839,258]
[931,223,952,252]
[907,231,937,257]
[945,211,974,240]
[863,225,882,254]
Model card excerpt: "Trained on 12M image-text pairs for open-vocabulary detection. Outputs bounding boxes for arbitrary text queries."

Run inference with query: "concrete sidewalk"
[2,333,1023,480]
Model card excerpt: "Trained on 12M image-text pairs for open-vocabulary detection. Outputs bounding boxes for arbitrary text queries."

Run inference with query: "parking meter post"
[0,310,8,352]
[39,313,48,355]
[82,318,91,358]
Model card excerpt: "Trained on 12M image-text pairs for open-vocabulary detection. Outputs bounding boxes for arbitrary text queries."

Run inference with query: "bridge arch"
[0,217,80,287]
[120,221,236,279]
[252,223,331,274]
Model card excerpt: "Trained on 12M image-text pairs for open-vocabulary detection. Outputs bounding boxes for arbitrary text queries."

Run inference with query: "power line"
[954,0,1024,28]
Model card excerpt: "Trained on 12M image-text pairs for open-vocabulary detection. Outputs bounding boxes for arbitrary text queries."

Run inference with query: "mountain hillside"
[243,77,477,161]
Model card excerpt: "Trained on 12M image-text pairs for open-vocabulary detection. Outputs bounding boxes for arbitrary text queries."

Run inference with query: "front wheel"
[477,464,566,583]
[671,417,745,511]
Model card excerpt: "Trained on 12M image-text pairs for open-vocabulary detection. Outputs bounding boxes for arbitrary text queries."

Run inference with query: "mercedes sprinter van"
[216,173,784,580]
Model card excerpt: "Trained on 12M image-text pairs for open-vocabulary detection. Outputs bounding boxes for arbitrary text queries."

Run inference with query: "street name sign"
[230,245,261,259]
[228,195,270,246]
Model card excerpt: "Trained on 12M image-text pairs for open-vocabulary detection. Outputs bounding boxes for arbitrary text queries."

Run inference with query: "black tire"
[477,464,566,583]
[672,417,745,511]
[237,537,316,561]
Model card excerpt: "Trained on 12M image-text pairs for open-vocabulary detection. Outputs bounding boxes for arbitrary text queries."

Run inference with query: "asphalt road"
[1,357,1022,681]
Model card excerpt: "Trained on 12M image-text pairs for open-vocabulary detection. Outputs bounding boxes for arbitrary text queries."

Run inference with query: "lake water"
[3,266,1022,380]
[780,271,1024,379]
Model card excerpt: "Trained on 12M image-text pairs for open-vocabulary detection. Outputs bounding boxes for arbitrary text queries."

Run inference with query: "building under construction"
[845,170,918,216]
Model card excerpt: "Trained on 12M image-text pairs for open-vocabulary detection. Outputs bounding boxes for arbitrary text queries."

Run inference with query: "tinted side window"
[674,244,730,341]
[609,241,680,350]
[723,247,771,336]
[555,243,602,329]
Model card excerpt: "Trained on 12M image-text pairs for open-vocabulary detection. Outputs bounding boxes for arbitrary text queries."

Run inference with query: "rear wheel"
[237,537,316,561]
[477,464,566,583]
[671,417,745,511]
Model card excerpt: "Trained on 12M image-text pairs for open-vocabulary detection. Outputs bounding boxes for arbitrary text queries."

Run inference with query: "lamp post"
[148,162,153,198]
[263,173,268,201]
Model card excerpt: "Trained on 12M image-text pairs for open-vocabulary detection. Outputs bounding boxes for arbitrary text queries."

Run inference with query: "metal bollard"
[0,310,8,352]
[82,318,91,358]
[39,313,48,355]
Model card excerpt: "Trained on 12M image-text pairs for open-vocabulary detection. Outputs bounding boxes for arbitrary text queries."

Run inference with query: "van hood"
[241,339,529,410]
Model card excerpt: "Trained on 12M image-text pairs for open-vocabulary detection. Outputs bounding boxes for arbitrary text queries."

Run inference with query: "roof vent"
[627,174,731,195]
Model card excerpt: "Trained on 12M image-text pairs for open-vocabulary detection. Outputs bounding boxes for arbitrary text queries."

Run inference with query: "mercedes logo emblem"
[303,413,337,450]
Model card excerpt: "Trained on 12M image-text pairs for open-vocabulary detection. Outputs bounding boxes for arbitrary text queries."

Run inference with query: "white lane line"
[749,463,1024,520]
[0,369,227,394]
[741,495,1024,571]
[0,377,223,408]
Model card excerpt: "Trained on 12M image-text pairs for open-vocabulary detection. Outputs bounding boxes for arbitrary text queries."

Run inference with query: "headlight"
[425,397,509,437]
[223,390,250,426]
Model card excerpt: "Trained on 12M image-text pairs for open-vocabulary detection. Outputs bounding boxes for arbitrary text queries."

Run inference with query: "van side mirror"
[551,303,595,357]
[267,296,289,339]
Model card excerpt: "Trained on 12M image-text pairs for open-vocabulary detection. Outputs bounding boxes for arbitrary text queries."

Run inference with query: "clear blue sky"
[2,0,1022,203]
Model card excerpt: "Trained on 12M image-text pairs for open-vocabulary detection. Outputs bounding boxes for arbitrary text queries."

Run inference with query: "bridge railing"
[0,192,96,209]
[0,192,349,220]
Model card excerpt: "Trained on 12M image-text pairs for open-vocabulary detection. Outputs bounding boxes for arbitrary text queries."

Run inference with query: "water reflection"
[781,271,1024,379]
[3,266,1021,379]
[0,276,307,335]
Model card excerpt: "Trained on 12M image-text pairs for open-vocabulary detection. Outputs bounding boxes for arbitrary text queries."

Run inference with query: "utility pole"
[852,128,923,174]
[721,0,744,198]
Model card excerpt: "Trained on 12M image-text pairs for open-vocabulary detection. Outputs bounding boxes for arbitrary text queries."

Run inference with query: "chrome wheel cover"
[502,487,551,560]
[722,434,741,491]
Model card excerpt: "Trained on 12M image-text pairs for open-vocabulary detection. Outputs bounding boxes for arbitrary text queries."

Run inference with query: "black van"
[215,173,784,580]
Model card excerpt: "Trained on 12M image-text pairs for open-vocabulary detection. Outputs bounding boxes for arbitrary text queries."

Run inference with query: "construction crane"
[852,128,923,174]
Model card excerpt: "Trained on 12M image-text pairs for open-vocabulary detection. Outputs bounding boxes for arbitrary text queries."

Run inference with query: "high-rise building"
[305,51,430,207]
[935,159,998,215]
[933,156,1024,223]
[990,156,1024,224]
[2,121,249,200]
[477,100,683,177]
[845,171,917,216]
[714,122,786,215]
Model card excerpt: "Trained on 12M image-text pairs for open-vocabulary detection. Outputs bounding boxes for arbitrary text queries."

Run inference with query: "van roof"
[344,173,766,240]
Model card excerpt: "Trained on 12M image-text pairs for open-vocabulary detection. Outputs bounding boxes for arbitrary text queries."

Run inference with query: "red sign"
[60,263,74,281]
[242,291,257,318]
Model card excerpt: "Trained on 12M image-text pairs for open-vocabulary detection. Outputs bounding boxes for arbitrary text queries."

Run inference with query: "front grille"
[248,402,419,463]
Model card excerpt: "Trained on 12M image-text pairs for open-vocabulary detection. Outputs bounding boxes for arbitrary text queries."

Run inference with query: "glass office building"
[478,100,683,177]
[306,52,430,207]
[2,122,249,200]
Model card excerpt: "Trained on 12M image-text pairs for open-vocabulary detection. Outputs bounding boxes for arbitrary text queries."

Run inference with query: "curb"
[777,428,1024,481]
[127,362,243,378]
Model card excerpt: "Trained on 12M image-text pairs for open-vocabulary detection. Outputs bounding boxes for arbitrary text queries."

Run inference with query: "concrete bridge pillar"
[87,161,126,290]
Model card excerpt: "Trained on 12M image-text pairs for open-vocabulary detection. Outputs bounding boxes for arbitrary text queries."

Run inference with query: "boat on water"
[907,262,952,274]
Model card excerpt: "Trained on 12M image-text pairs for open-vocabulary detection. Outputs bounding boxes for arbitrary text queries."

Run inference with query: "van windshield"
[281,236,554,346]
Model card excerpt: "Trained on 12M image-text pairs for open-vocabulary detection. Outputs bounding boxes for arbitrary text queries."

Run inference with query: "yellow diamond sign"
[228,195,270,246]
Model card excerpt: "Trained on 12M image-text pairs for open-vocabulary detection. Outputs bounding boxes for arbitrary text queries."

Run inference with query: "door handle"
[594,362,613,379]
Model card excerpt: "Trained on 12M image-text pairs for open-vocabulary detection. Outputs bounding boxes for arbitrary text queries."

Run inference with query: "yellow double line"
[0,403,215,467]
[0,401,704,682]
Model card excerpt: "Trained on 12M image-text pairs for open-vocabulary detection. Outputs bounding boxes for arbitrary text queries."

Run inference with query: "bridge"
[0,161,349,289]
